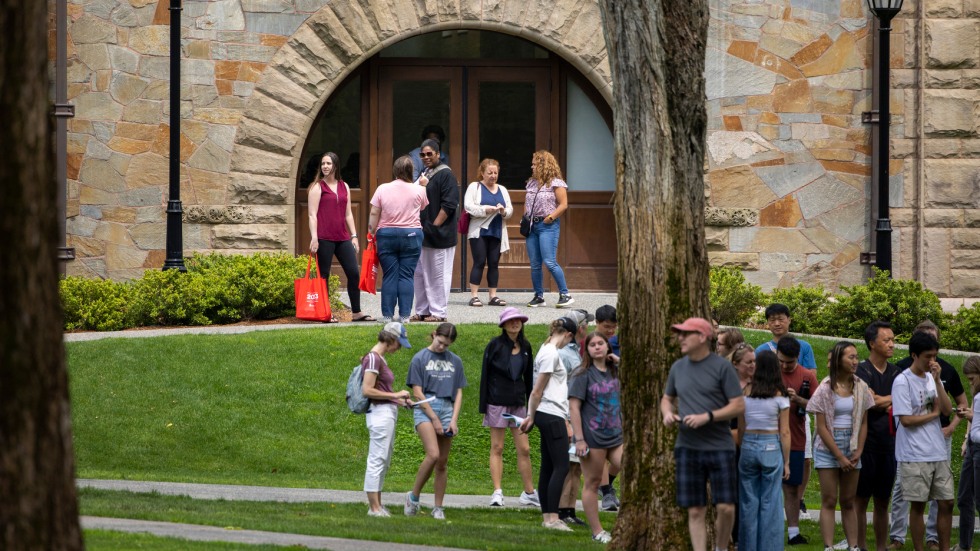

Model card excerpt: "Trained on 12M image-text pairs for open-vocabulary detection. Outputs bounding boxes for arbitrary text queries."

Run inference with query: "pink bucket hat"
[498,307,529,327]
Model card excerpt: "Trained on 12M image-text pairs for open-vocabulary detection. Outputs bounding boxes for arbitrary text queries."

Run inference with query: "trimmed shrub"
[61,276,132,331]
[759,284,831,335]
[709,266,765,326]
[811,268,944,343]
[944,303,980,353]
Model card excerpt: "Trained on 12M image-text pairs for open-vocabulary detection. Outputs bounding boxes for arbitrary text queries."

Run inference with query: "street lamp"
[866,0,903,277]
[163,0,185,271]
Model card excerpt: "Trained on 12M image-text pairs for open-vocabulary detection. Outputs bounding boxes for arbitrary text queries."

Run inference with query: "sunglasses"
[420,151,437,158]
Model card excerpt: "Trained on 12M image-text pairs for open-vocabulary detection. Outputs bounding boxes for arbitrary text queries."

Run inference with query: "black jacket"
[420,164,459,249]
[478,334,534,413]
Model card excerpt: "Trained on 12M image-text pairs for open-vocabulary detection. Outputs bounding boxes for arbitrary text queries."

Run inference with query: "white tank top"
[744,396,790,431]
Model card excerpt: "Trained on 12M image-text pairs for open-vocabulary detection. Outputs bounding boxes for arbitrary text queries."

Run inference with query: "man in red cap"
[661,317,745,551]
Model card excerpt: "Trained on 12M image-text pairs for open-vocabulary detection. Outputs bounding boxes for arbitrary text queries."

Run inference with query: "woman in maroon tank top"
[308,152,375,322]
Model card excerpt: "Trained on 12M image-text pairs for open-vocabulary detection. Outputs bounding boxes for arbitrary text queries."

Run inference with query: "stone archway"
[208,0,612,250]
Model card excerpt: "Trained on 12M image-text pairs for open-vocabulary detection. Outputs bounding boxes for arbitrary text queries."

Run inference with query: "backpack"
[346,364,370,414]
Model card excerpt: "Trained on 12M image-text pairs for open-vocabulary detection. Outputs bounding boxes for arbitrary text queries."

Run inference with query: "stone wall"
[58,0,980,297]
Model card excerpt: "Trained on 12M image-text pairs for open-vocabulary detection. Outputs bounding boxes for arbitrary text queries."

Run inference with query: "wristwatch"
[350,234,357,239]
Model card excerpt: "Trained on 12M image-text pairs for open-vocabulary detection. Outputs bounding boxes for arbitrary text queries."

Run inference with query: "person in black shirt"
[411,138,459,322]
[855,320,900,551]
[888,321,967,549]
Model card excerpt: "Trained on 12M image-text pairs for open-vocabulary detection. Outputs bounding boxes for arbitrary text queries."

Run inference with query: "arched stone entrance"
[212,1,612,252]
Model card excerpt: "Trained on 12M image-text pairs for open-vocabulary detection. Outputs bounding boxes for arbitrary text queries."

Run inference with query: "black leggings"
[316,239,361,313]
[468,236,502,288]
[534,411,570,514]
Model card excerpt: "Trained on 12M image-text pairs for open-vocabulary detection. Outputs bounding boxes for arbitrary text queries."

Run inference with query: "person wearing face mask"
[404,323,467,521]
[463,158,513,308]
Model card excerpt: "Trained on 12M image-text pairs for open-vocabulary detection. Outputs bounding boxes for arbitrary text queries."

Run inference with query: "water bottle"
[797,379,811,417]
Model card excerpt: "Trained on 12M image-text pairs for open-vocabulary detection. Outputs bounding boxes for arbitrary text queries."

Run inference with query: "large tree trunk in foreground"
[0,1,84,549]
[599,1,712,549]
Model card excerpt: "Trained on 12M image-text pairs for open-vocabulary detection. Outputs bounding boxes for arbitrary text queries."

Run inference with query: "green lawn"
[67,325,975,550]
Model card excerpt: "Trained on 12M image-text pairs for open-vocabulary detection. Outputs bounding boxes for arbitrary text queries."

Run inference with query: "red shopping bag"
[295,254,331,321]
[359,233,379,295]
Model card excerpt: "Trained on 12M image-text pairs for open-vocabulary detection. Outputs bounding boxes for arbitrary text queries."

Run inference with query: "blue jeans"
[739,433,785,551]
[525,218,568,296]
[959,440,979,549]
[375,227,422,319]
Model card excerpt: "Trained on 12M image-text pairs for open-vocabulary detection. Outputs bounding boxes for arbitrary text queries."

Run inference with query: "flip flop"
[352,314,377,322]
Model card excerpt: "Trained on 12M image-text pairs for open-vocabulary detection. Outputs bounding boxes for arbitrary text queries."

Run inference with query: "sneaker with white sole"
[404,491,419,516]
[527,295,546,308]
[489,489,504,507]
[593,530,612,543]
[600,489,618,512]
[432,507,445,520]
[798,510,812,521]
[519,490,540,507]
[556,294,574,307]
[543,519,574,532]
[367,507,391,518]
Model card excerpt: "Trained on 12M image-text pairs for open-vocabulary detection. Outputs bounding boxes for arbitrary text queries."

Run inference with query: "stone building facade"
[58,0,980,297]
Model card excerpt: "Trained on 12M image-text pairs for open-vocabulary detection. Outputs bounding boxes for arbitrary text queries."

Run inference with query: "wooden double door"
[297,58,617,291]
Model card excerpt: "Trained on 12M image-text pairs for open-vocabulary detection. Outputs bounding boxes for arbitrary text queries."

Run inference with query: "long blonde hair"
[965,356,980,394]
[530,150,562,187]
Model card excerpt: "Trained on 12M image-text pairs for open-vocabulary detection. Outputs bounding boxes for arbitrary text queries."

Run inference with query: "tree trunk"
[598,1,712,549]
[0,1,84,549]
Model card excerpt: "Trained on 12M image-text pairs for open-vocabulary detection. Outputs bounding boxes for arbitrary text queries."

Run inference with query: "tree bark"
[0,1,84,549]
[598,1,712,549]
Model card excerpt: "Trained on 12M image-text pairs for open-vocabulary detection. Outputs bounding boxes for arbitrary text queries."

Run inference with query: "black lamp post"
[867,0,903,277]
[163,0,186,271]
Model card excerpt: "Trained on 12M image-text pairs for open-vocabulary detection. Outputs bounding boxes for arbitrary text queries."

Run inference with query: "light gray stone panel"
[130,223,167,249]
[188,140,233,173]
[93,121,116,143]
[245,12,309,35]
[122,187,164,207]
[68,58,94,83]
[129,26,171,56]
[760,252,806,272]
[307,7,364,65]
[924,228,952,294]
[79,158,126,192]
[815,200,867,244]
[77,44,111,71]
[138,56,171,80]
[296,0,330,11]
[756,162,825,198]
[795,174,864,219]
[742,268,783,292]
[228,174,291,204]
[728,227,759,252]
[924,90,979,138]
[74,92,124,121]
[136,206,166,224]
[202,0,246,31]
[230,145,294,177]
[122,99,164,124]
[208,124,237,152]
[181,83,220,108]
[182,58,216,85]
[212,224,290,249]
[924,160,980,208]
[705,48,779,101]
[110,2,156,27]
[67,216,99,238]
[242,0,293,12]
[108,45,140,73]
[237,116,301,156]
[83,0,117,20]
[952,250,980,269]
[109,73,150,105]
[71,14,117,44]
[951,269,980,296]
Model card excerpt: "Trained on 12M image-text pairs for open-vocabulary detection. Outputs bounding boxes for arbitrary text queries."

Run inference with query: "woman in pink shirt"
[308,152,374,322]
[368,156,430,322]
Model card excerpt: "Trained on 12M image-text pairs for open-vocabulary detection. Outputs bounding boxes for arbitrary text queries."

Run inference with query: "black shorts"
[674,447,737,508]
[856,449,896,500]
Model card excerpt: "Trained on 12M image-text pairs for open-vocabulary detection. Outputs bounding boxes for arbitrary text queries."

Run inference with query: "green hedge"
[711,267,980,353]
[62,253,342,331]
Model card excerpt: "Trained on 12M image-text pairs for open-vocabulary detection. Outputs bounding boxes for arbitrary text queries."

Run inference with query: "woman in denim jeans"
[368,156,429,322]
[954,356,980,551]
[523,150,572,309]
[737,350,791,551]
[807,341,873,551]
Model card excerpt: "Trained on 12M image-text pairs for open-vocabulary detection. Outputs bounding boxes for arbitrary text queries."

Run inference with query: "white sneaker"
[832,539,849,550]
[404,492,419,516]
[798,510,812,521]
[519,490,541,507]
[490,489,504,507]
[593,530,612,543]
[432,506,446,520]
[543,519,574,532]
[367,507,391,517]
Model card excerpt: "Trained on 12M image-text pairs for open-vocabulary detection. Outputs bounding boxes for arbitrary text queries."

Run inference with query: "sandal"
[409,314,424,322]
[422,316,447,322]
[352,314,377,322]
[469,297,483,307]
[488,297,507,306]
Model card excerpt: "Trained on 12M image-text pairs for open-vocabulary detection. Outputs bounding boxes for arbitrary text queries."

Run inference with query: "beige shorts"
[899,461,954,502]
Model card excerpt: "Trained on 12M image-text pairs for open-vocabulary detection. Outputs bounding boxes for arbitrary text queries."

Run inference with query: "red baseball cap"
[671,317,714,339]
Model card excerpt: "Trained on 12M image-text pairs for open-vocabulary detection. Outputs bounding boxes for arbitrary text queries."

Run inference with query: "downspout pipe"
[55,0,75,267]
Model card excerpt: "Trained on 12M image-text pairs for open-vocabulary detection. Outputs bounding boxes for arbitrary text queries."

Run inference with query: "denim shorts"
[413,396,454,432]
[814,428,861,470]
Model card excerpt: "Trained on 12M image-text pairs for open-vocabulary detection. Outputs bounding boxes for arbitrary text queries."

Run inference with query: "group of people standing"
[357,305,623,544]
[309,127,576,325]
[665,304,980,551]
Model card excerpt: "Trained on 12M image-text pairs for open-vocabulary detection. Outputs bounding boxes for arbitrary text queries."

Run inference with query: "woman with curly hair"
[523,150,573,309]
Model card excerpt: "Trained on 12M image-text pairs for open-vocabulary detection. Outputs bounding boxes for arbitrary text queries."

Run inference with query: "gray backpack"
[346,364,369,414]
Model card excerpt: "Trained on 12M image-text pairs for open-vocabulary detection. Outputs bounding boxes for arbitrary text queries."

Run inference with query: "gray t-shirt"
[406,348,467,400]
[664,353,742,451]
[569,365,622,449]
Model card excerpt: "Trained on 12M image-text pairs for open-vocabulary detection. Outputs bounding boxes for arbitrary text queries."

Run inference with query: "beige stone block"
[966,210,980,227]
[101,206,138,224]
[236,116,301,156]
[968,0,980,16]
[925,69,961,89]
[107,136,151,155]
[832,243,862,268]
[924,209,964,227]
[115,121,158,141]
[129,223,167,249]
[122,99,163,124]
[69,235,107,257]
[79,158,126,192]
[772,79,813,113]
[306,6,363,65]
[128,26,170,55]
[239,91,311,134]
[94,221,137,247]
[708,251,760,270]
[760,252,806,272]
[953,250,980,269]
[964,70,980,88]
[924,139,963,159]
[255,58,321,109]
[891,208,916,227]
[926,0,964,16]
[926,20,979,69]
[801,226,849,253]
[752,228,822,254]
[185,168,230,204]
[924,90,979,137]
[953,228,980,248]
[228,174,290,204]
[76,44,110,71]
[924,159,980,208]
[800,31,864,77]
[353,0,408,41]
[286,25,346,82]
[71,14,117,44]
[186,140,231,173]
[923,228,951,295]
[707,165,778,208]
[125,153,169,189]
[951,269,980,296]
[193,108,242,126]
[251,205,290,224]
[212,224,289,249]
[705,226,729,250]
[328,0,381,51]
[109,72,150,105]
[230,145,293,177]
[74,92,124,121]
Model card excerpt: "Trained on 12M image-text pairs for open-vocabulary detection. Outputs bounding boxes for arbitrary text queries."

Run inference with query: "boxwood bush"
[945,302,980,354]
[62,253,342,331]
[757,283,830,335]
[709,266,765,326]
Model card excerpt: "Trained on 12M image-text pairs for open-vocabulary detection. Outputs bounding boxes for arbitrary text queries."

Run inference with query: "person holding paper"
[479,307,538,508]
[404,323,468,521]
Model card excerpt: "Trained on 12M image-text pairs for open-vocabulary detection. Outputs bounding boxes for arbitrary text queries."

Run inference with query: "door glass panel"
[478,81,536,189]
[392,80,451,173]
[565,79,615,191]
[299,73,361,188]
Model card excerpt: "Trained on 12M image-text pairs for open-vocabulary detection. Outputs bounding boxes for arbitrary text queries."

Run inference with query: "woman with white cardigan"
[463,158,513,307]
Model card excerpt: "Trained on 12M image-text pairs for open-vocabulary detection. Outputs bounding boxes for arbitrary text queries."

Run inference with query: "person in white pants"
[362,322,413,517]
